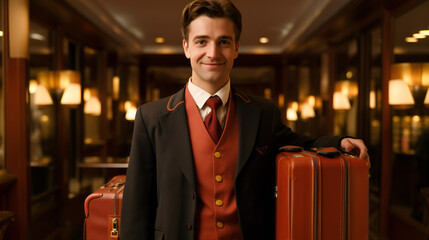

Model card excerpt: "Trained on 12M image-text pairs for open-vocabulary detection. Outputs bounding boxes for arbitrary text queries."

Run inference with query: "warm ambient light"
[113,76,120,100]
[388,79,415,106]
[259,37,269,44]
[335,80,359,98]
[346,71,353,79]
[30,33,45,41]
[333,92,351,110]
[391,63,429,87]
[370,91,376,109]
[155,37,165,43]
[413,33,426,39]
[124,101,137,121]
[278,94,285,108]
[83,89,91,102]
[307,96,316,107]
[264,88,271,99]
[406,37,418,43]
[290,101,299,112]
[420,30,429,36]
[29,80,38,94]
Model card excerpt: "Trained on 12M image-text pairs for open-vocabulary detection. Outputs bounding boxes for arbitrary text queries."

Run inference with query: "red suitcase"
[84,175,125,240]
[275,146,369,240]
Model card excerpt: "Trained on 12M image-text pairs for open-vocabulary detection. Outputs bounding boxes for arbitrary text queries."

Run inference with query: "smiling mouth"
[202,62,225,66]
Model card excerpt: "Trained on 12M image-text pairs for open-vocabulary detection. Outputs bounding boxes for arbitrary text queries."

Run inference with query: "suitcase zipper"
[110,185,124,238]
[110,218,119,238]
[302,151,319,240]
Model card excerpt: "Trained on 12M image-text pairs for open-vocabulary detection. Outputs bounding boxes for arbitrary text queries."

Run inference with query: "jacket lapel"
[233,89,261,178]
[158,87,196,188]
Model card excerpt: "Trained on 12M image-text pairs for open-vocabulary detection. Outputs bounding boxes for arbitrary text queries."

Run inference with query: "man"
[120,0,369,239]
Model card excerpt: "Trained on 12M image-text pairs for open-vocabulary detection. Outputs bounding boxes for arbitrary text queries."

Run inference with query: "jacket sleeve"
[120,106,157,239]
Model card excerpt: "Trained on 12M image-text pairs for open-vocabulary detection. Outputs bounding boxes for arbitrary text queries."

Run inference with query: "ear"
[234,41,240,59]
[183,39,190,59]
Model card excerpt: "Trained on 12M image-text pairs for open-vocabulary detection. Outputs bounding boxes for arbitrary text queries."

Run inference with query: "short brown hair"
[181,0,242,43]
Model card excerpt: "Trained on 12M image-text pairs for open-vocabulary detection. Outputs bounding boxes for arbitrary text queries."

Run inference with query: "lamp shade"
[424,89,429,105]
[333,92,351,110]
[286,107,298,121]
[61,83,81,105]
[34,85,53,105]
[125,106,137,121]
[300,103,315,119]
[388,79,415,105]
[84,97,101,116]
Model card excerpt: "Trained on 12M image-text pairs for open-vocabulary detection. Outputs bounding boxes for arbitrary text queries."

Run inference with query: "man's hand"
[340,138,370,167]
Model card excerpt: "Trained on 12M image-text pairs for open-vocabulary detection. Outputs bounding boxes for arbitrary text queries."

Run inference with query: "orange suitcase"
[275,146,369,240]
[84,175,125,240]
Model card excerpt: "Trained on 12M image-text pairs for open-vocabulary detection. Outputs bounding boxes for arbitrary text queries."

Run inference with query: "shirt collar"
[187,78,230,109]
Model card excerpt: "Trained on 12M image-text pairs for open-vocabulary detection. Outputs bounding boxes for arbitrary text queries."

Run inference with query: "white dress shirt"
[187,78,230,129]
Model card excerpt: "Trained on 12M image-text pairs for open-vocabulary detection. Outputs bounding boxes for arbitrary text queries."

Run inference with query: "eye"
[219,40,231,47]
[195,40,206,45]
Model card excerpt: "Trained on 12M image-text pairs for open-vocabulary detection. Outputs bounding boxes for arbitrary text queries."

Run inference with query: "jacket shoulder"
[137,88,186,122]
[233,88,277,109]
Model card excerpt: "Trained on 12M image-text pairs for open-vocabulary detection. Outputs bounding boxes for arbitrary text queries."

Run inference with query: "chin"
[204,75,227,85]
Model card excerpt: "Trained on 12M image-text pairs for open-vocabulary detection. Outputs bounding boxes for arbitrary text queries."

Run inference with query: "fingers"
[341,138,370,167]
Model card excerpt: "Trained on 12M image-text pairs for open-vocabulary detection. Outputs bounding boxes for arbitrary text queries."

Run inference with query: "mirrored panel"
[333,38,359,137]
[28,22,56,198]
[389,0,429,234]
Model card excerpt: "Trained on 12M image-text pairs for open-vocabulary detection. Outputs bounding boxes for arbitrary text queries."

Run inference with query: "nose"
[206,42,220,59]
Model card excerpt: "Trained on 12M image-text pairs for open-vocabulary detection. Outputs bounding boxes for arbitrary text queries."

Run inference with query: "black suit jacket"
[120,87,342,240]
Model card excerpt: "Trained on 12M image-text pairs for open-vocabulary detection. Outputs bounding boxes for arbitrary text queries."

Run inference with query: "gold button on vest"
[215,199,223,206]
[214,151,221,158]
[215,175,223,183]
[216,221,224,229]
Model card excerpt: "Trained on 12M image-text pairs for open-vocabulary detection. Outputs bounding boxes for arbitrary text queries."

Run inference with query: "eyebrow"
[192,35,234,41]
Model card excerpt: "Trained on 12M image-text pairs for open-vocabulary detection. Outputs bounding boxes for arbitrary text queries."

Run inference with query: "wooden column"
[4,59,30,240]
[4,0,30,239]
[380,7,393,239]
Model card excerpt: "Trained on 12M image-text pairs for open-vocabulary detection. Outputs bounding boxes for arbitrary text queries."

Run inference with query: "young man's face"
[183,16,239,94]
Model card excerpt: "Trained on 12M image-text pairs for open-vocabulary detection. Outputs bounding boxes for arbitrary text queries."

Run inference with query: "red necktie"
[204,96,222,143]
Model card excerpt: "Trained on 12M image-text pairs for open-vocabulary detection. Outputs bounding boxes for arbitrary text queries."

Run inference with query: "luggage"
[275,146,369,240]
[84,175,125,240]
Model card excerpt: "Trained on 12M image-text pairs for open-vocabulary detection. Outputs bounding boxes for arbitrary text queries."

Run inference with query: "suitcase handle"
[316,147,340,158]
[279,146,303,152]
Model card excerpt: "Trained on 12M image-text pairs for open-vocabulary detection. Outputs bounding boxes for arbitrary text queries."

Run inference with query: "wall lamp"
[33,70,81,106]
[389,63,429,107]
[333,80,358,110]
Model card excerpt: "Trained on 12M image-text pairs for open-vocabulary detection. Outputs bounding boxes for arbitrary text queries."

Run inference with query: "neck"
[191,77,229,95]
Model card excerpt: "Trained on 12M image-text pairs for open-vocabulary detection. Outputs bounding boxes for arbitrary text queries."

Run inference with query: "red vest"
[185,88,242,240]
